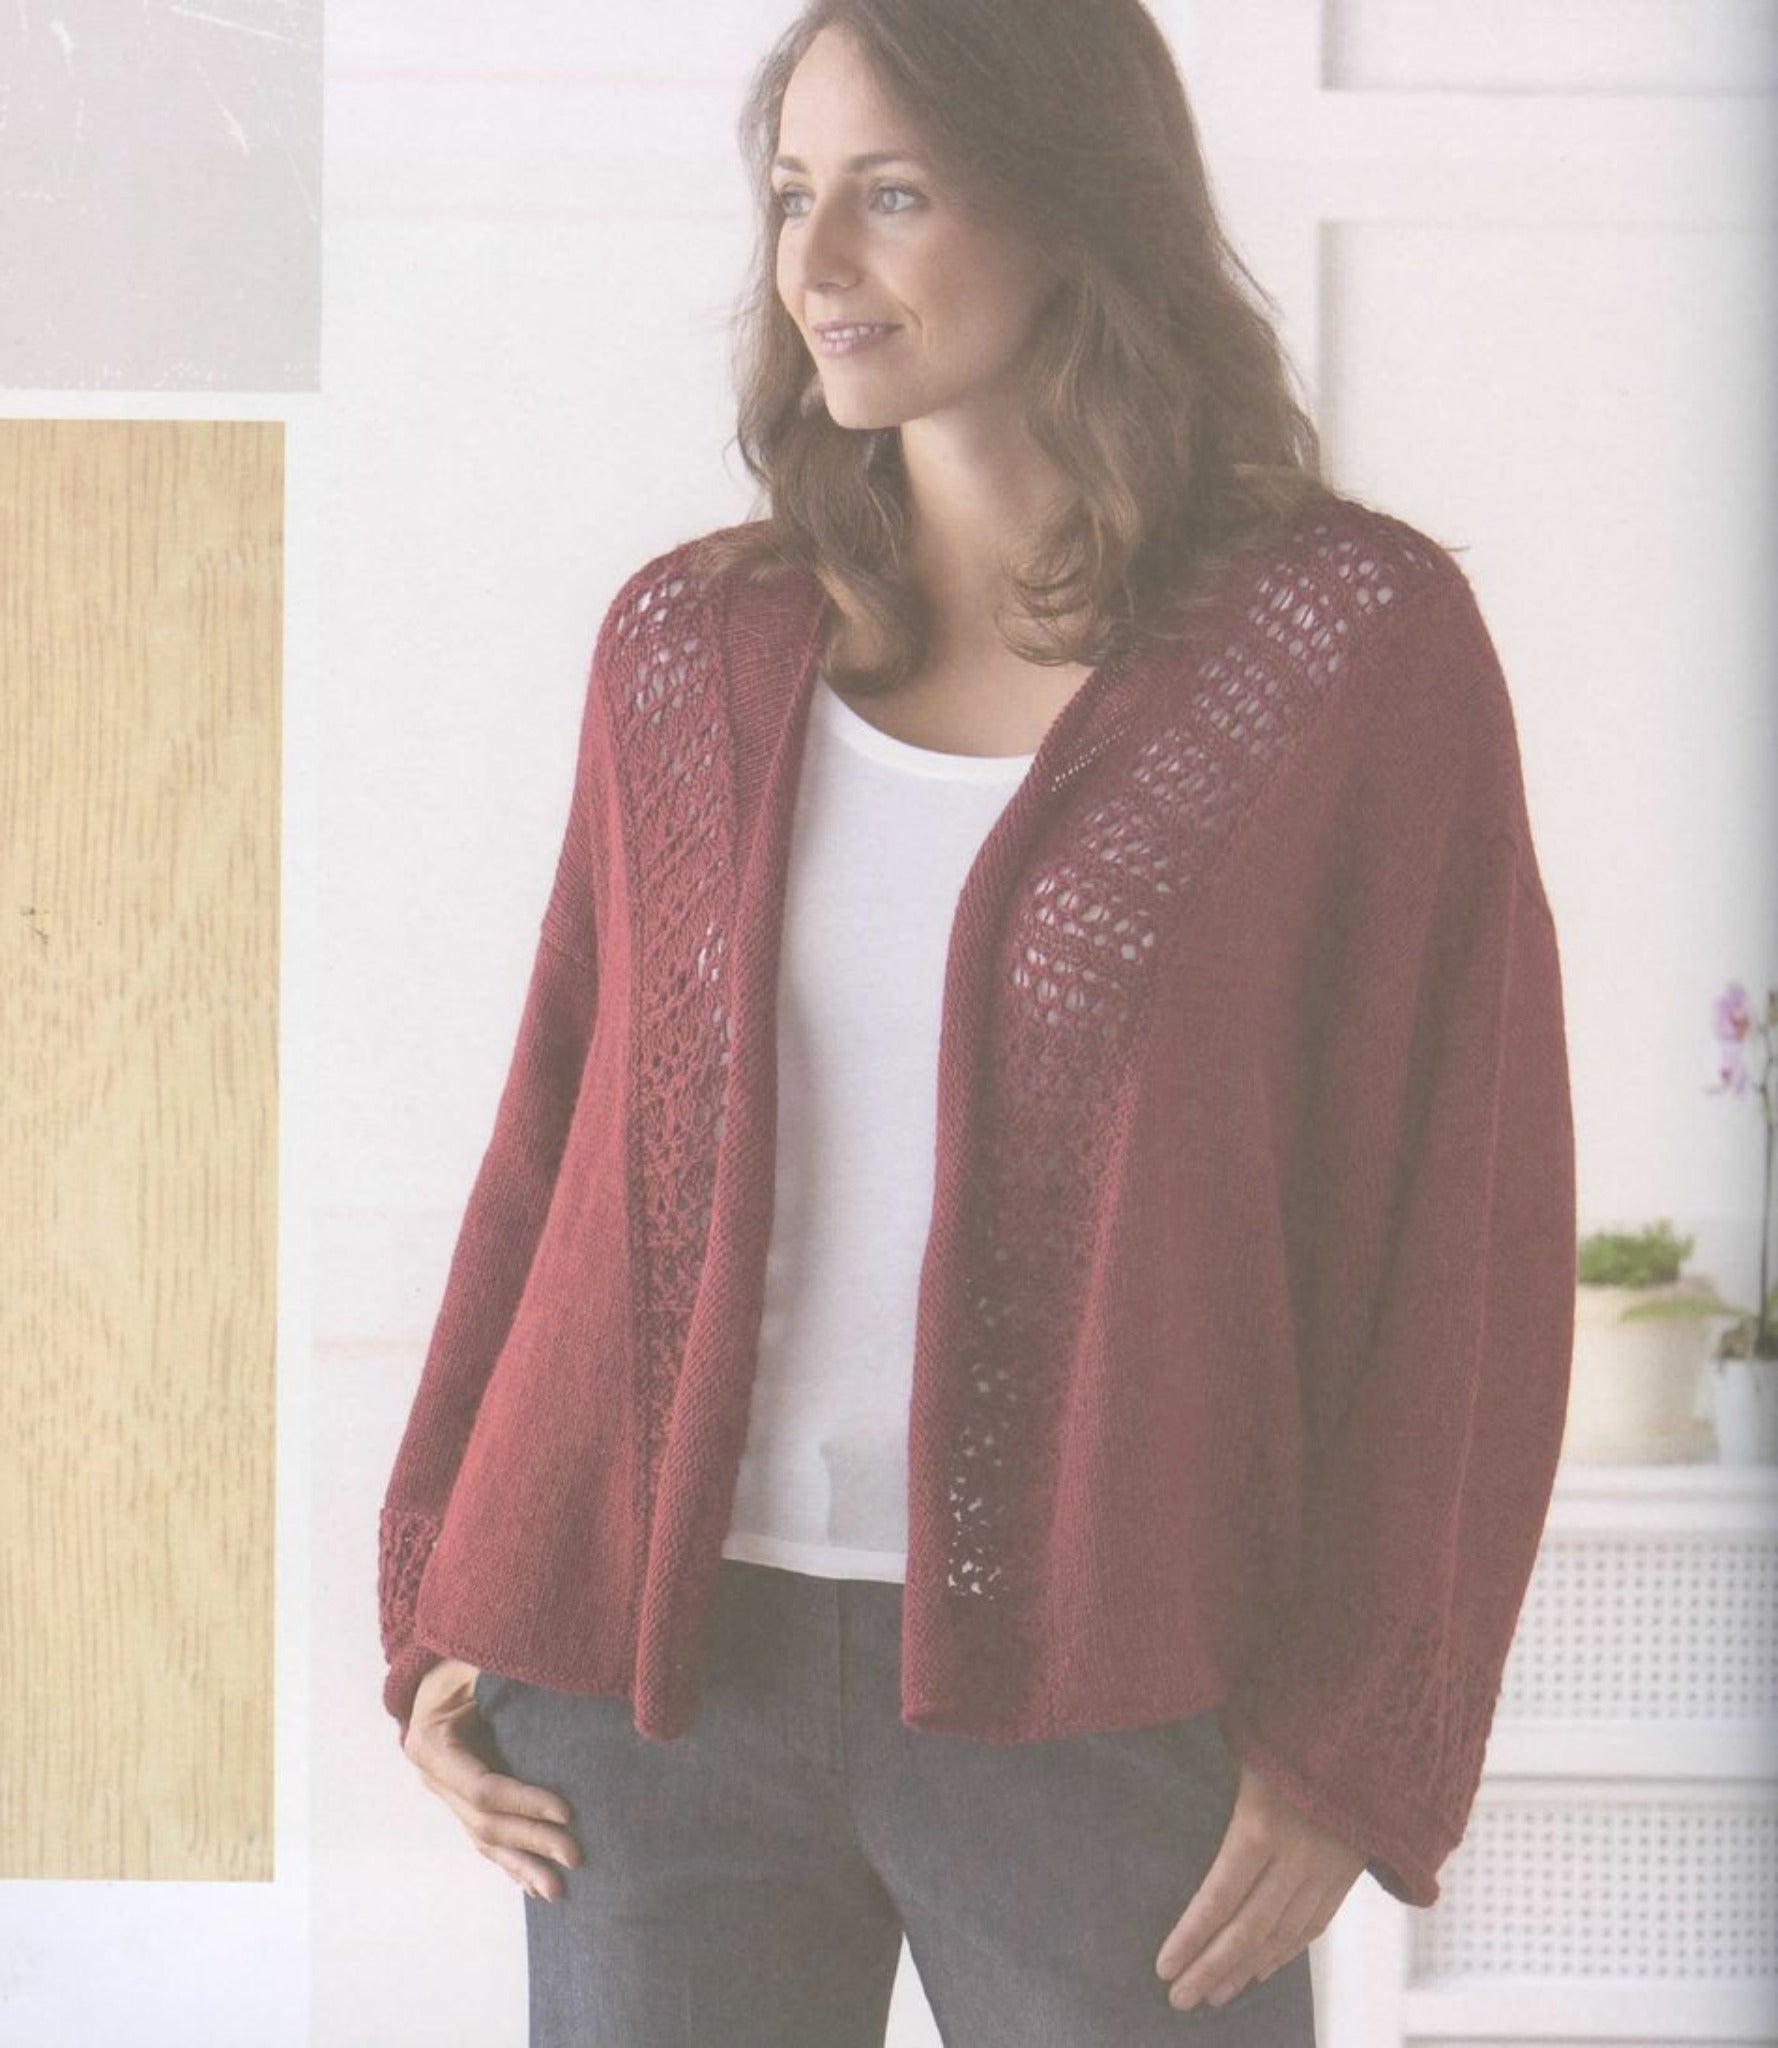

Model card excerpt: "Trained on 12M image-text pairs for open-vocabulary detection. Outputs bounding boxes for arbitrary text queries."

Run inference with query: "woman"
[379,1,1577,2041]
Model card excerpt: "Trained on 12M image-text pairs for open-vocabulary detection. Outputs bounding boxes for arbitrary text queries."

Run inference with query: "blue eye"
[772,184,921,218]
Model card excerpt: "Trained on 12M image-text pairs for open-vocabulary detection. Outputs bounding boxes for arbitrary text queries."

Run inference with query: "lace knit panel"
[1236,1577,1504,1846]
[378,1505,439,1659]
[607,565,736,1515]
[943,520,1445,1616]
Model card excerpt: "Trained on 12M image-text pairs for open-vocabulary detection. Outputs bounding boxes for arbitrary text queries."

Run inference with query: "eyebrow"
[770,151,925,175]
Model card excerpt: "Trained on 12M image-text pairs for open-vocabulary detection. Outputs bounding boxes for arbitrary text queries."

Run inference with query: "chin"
[820,396,905,435]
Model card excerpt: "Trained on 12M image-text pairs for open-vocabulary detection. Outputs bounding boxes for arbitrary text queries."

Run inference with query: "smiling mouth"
[815,323,901,355]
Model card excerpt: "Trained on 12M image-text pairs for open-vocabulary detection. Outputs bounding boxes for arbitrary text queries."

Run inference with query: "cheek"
[942,243,1047,351]
[945,293,1034,364]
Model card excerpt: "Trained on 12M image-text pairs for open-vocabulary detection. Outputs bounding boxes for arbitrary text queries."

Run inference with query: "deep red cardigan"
[378,489,1576,1908]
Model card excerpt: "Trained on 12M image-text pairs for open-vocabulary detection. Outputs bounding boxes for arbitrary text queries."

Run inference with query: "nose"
[780,195,863,299]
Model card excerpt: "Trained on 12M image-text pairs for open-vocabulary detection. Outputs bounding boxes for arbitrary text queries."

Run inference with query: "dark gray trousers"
[474,1557,1315,2047]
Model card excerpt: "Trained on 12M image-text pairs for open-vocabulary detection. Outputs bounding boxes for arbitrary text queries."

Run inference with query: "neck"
[895,406,1073,652]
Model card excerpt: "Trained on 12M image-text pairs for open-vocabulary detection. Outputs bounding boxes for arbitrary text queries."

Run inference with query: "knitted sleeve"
[375,647,605,1735]
[1218,576,1577,1908]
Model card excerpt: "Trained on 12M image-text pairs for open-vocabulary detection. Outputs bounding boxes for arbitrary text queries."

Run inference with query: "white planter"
[1708,1356,1778,1464]
[1562,1278,1717,1463]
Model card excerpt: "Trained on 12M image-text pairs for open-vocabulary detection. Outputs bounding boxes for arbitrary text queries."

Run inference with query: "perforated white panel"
[1501,1534,1778,1721]
[1411,1797,1778,1978]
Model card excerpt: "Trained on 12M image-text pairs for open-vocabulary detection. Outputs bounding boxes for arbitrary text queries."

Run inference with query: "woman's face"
[772,25,1058,438]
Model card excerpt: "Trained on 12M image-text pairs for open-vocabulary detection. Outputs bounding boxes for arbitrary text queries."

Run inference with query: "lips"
[814,323,901,356]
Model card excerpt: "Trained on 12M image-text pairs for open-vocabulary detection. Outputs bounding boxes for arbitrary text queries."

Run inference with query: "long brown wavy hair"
[686,0,1331,693]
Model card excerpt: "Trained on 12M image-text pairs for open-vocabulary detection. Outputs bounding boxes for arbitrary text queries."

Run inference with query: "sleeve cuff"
[383,1639,446,1741]
[378,1505,445,1736]
[1216,1693,1445,1908]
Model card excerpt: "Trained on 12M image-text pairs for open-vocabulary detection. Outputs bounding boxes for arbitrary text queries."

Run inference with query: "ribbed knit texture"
[377,487,1577,1909]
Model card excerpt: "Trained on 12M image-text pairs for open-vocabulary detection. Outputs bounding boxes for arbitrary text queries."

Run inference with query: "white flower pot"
[1562,1278,1717,1463]
[1708,1356,1778,1465]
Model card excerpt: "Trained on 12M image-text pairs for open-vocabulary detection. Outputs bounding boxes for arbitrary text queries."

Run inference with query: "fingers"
[401,1660,584,1899]
[1245,1878,1335,1989]
[416,1711,570,1829]
[1153,1824,1268,1982]
[482,1842,573,1903]
[1153,1754,1366,2008]
[1158,1856,1294,2009]
[435,1781,582,1900]
[432,1767,583,1882]
[1164,1871,1322,2009]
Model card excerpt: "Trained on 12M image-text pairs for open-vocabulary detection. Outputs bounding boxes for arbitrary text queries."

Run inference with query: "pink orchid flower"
[1710,982,1754,1095]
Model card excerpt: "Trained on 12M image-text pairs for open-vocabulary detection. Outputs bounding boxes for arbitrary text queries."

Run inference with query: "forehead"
[777,25,920,153]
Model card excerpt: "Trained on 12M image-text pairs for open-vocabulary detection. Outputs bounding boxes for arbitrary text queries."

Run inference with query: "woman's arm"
[377,642,607,1739]
[1219,568,1578,1908]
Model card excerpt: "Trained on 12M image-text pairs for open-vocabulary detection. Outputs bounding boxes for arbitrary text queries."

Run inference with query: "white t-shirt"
[720,671,1035,1582]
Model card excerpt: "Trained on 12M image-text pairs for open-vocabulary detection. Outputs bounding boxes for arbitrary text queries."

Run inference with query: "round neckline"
[814,672,1036,782]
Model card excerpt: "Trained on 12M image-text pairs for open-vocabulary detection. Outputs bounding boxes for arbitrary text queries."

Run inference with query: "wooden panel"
[0,420,280,1879]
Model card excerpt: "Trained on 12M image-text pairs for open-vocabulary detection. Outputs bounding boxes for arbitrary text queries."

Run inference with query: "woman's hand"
[401,1657,583,1901]
[1153,1758,1365,2008]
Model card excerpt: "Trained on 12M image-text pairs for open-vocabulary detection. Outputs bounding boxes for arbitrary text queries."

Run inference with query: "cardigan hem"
[406,1632,638,1712]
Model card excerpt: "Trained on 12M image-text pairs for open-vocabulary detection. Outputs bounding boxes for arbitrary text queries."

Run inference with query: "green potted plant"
[1564,1219,1720,1462]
